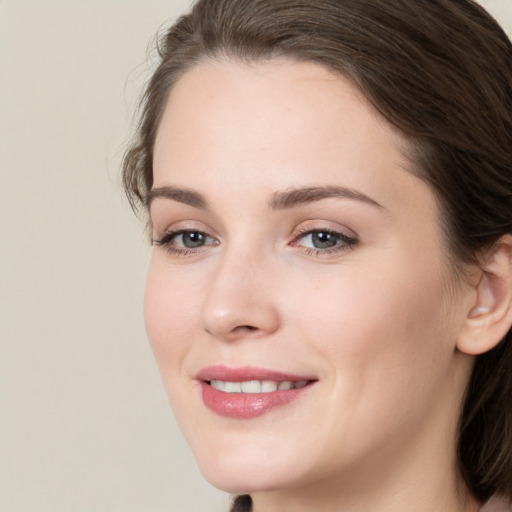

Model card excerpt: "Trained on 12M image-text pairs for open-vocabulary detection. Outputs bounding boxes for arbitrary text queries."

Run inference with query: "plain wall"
[1,1,511,511]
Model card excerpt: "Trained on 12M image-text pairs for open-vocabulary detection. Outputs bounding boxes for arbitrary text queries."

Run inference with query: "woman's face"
[146,60,474,495]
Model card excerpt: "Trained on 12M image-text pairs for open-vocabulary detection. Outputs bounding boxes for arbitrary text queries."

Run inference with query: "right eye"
[153,229,219,254]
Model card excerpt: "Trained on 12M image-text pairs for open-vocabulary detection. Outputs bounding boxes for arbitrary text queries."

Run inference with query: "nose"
[200,249,281,341]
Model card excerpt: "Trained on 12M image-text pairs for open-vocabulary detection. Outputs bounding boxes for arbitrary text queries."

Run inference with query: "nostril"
[201,297,280,339]
[227,325,260,336]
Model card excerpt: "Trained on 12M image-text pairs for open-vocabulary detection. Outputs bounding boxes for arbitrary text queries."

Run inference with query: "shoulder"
[480,496,512,512]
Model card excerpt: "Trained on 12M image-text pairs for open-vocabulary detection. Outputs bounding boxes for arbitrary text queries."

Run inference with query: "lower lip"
[200,381,312,419]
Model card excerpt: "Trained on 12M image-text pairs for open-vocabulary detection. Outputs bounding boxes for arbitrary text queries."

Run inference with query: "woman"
[122,0,512,511]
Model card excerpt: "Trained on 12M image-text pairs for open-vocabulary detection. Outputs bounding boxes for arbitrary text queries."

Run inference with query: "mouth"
[208,379,310,393]
[196,366,317,419]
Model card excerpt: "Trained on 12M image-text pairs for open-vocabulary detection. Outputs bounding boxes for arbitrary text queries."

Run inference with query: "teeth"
[224,381,241,393]
[210,380,226,392]
[210,379,308,394]
[261,380,278,392]
[241,380,261,393]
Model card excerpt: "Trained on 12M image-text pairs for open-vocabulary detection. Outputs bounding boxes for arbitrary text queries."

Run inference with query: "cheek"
[289,259,451,347]
[144,259,199,374]
[285,255,458,412]
[268,262,459,474]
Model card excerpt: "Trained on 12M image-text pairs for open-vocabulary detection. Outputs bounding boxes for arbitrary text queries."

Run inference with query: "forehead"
[154,59,409,187]
[153,60,442,234]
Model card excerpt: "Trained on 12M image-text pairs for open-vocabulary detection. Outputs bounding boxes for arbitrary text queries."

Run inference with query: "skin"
[146,59,481,512]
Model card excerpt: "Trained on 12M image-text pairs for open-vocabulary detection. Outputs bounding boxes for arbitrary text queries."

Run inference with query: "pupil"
[183,232,205,248]
[312,232,338,249]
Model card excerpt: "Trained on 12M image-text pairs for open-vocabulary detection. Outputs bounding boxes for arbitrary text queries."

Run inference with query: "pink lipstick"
[196,365,316,419]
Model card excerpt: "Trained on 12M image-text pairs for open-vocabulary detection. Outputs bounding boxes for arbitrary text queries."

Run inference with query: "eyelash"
[152,229,218,256]
[290,227,358,255]
[152,227,358,257]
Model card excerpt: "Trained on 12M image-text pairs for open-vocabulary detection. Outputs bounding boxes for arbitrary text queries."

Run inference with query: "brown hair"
[122,0,512,508]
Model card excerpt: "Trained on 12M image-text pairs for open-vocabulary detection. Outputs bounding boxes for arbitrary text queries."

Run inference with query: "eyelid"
[151,219,358,258]
[152,223,220,256]
[291,220,357,240]
[289,222,358,254]
[152,228,216,245]
[152,217,215,241]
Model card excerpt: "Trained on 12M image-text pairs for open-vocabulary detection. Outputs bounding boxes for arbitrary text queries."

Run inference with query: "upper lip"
[196,365,317,383]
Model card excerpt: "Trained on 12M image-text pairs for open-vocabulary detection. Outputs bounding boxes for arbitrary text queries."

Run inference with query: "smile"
[196,366,317,419]
[209,379,310,393]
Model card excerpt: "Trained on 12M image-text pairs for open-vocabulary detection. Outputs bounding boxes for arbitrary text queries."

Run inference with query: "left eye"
[296,229,356,250]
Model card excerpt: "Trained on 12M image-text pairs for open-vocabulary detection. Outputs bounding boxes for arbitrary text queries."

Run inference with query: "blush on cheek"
[144,277,164,348]
[144,274,181,353]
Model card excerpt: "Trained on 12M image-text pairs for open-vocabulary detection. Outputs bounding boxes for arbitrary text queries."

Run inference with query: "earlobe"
[457,236,512,356]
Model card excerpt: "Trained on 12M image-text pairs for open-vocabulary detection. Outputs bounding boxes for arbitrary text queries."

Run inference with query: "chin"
[201,467,297,496]
[192,441,305,494]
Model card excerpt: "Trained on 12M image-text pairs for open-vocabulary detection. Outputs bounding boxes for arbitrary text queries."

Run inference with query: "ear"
[457,236,512,356]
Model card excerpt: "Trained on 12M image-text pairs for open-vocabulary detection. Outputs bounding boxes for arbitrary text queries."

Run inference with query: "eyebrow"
[269,186,384,210]
[146,184,384,211]
[146,186,209,210]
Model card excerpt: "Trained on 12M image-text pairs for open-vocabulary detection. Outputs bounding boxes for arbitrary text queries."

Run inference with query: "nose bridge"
[201,241,280,340]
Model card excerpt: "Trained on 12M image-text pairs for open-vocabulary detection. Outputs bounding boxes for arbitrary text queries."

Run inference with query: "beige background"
[1,1,511,511]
